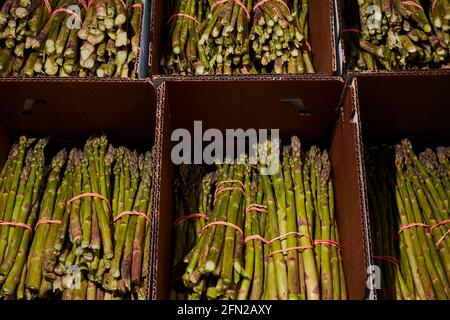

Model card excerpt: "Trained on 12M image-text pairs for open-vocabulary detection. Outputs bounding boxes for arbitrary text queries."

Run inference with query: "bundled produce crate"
[346,73,450,299]
[0,0,150,78]
[337,0,450,72]
[150,0,338,76]
[0,79,157,299]
[149,78,373,300]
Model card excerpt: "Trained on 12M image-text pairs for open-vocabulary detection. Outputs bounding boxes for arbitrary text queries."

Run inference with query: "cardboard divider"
[150,0,337,76]
[150,77,371,300]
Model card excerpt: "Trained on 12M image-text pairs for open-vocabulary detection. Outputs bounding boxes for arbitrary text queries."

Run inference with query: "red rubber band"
[132,3,142,8]
[314,239,342,250]
[398,223,429,234]
[211,0,251,20]
[78,0,88,11]
[305,38,312,53]
[436,229,450,247]
[214,180,245,200]
[244,234,269,244]
[430,219,450,232]
[269,245,313,257]
[0,221,32,233]
[173,213,209,226]
[52,8,83,24]
[35,219,62,231]
[43,0,52,15]
[253,0,291,15]
[167,13,200,25]
[269,231,311,244]
[113,211,151,223]
[373,255,399,268]
[341,28,361,34]
[401,1,424,10]
[67,193,112,213]
[432,0,439,13]
[245,204,268,214]
[201,221,243,239]
[216,180,245,190]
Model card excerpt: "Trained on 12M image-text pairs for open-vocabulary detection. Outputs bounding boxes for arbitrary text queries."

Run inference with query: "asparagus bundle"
[171,136,346,300]
[341,0,450,70]
[366,140,450,300]
[0,0,142,77]
[161,0,315,75]
[0,137,47,299]
[0,135,154,300]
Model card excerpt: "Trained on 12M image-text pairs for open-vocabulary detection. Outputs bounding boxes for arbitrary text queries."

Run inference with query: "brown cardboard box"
[150,0,338,76]
[149,77,373,300]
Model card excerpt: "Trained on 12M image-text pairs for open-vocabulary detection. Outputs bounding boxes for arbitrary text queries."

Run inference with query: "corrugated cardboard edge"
[148,0,338,77]
[348,77,376,300]
[147,80,166,300]
[0,77,150,83]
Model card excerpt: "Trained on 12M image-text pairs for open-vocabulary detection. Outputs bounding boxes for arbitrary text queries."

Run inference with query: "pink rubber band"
[430,219,450,232]
[269,231,311,244]
[253,0,291,15]
[201,221,244,239]
[436,229,450,247]
[35,219,62,231]
[216,180,245,190]
[78,0,88,11]
[398,223,429,234]
[245,204,268,214]
[43,0,52,15]
[432,0,439,13]
[173,213,209,226]
[401,1,424,10]
[0,221,32,233]
[244,234,269,244]
[132,3,142,8]
[167,13,200,25]
[314,239,342,250]
[373,255,399,268]
[341,28,361,34]
[211,0,251,20]
[67,193,112,213]
[269,245,313,257]
[113,211,151,223]
[305,38,312,52]
[52,8,83,24]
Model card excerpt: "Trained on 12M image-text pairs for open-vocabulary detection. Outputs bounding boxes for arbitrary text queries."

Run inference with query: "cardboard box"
[0,78,157,297]
[149,77,373,300]
[344,71,450,299]
[150,0,339,76]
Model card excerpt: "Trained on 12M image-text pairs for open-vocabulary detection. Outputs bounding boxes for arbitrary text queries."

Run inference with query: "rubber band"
[432,0,439,13]
[0,221,32,233]
[269,231,311,244]
[398,222,429,234]
[430,219,450,232]
[436,229,450,247]
[118,0,128,11]
[67,193,112,213]
[269,245,313,257]
[167,13,200,25]
[43,0,52,16]
[401,1,424,10]
[132,3,142,9]
[52,8,83,24]
[214,180,245,200]
[35,219,62,231]
[78,0,88,11]
[244,234,269,244]
[173,213,209,226]
[245,204,268,214]
[216,180,245,190]
[113,211,151,223]
[314,239,342,250]
[211,0,251,20]
[253,0,291,15]
[201,221,244,239]
[373,255,399,268]
[305,38,312,53]
[341,28,361,34]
